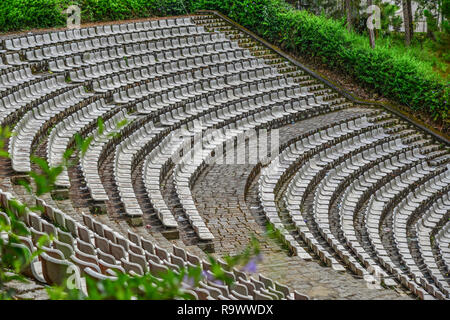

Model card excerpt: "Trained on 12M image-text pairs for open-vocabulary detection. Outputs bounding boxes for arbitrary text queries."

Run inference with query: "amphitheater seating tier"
[0,14,448,300]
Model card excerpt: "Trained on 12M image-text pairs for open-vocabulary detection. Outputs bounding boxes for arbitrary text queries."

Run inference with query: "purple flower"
[201,270,214,281]
[214,280,224,286]
[241,258,258,273]
[183,275,195,287]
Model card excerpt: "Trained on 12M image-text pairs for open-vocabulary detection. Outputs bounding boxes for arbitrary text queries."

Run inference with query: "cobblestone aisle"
[192,109,413,300]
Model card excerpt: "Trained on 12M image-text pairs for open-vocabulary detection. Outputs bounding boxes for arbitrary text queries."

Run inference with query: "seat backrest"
[274,281,290,297]
[84,266,117,282]
[53,239,73,259]
[293,290,309,300]
[41,252,77,286]
[254,290,273,300]
[149,259,169,277]
[71,255,101,276]
[121,258,144,276]
[230,290,252,300]
[0,211,11,226]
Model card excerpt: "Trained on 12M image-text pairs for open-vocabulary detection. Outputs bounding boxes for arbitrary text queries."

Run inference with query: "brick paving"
[191,108,413,299]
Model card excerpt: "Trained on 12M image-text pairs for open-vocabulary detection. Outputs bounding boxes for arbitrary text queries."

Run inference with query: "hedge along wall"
[192,0,448,125]
[0,0,191,31]
[0,0,447,125]
[0,0,66,31]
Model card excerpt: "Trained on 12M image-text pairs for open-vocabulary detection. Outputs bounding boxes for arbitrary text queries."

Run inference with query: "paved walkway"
[191,109,413,299]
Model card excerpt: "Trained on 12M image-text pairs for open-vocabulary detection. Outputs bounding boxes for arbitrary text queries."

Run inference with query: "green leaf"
[0,150,9,158]
[116,119,129,129]
[97,117,104,135]
[17,179,32,195]
[63,148,74,162]
[80,136,93,157]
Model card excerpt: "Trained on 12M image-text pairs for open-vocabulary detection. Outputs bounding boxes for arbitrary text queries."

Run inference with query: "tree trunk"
[402,0,413,46]
[345,0,352,31]
[368,0,376,48]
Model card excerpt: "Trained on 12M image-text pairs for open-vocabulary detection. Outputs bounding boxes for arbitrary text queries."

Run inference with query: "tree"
[368,0,376,48]
[402,0,414,45]
[345,0,353,31]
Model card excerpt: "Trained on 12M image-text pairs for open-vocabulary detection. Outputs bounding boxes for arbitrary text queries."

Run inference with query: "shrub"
[77,0,192,21]
[0,0,66,31]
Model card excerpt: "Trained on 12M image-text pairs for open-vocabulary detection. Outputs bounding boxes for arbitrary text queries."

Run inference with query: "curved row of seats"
[312,140,425,277]
[9,87,94,172]
[47,99,116,187]
[7,19,198,62]
[0,66,38,93]
[0,74,67,126]
[157,71,339,240]
[142,132,186,230]
[80,109,136,202]
[76,21,336,239]
[436,221,450,271]
[5,18,196,52]
[114,121,171,221]
[363,166,449,299]
[402,192,450,296]
[259,115,379,258]
[0,187,308,300]
[169,91,335,242]
[0,14,352,299]
[257,105,449,299]
[339,159,433,285]
[71,49,255,85]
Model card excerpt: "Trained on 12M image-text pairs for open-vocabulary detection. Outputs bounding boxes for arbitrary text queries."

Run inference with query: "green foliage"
[97,117,104,136]
[377,1,402,34]
[0,126,11,159]
[47,234,263,300]
[0,204,50,299]
[70,0,192,23]
[0,0,66,32]
[107,118,130,139]
[80,0,151,22]
[116,118,129,130]
[221,235,261,272]
[420,3,450,72]
[265,222,291,252]
[47,266,203,300]
[193,0,448,125]
[74,133,93,158]
[28,156,63,196]
[0,119,98,299]
[0,0,194,31]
